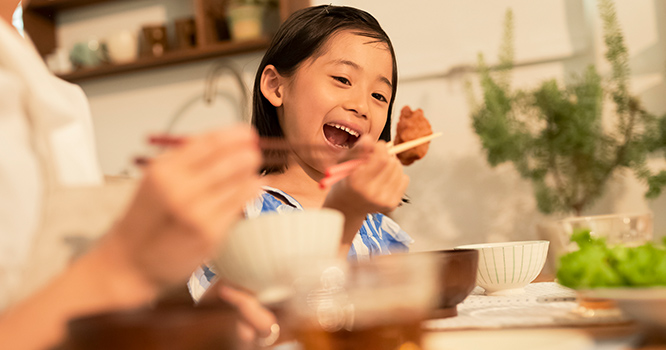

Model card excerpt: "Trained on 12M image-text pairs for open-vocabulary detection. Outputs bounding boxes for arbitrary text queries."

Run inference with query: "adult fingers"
[190,176,262,238]
[236,321,256,344]
[218,286,277,337]
[183,143,262,200]
[162,124,259,170]
[151,139,262,215]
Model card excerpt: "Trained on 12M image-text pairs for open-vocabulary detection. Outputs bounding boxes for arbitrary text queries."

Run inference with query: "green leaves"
[470,2,666,215]
[557,229,666,289]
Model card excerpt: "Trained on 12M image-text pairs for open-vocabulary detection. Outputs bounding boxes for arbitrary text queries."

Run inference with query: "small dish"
[578,287,666,340]
[455,241,549,296]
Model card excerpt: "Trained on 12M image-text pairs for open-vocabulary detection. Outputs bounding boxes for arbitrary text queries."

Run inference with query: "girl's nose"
[343,92,369,119]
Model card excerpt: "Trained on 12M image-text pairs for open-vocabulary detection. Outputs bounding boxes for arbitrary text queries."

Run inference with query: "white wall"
[315,0,666,252]
[59,0,666,251]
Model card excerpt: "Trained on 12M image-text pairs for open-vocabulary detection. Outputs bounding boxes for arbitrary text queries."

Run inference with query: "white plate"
[423,329,594,350]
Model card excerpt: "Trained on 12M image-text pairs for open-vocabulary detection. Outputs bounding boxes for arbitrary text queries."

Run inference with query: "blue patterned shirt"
[188,186,413,300]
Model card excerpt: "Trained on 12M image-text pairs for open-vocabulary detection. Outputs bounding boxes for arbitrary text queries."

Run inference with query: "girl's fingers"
[385,162,410,208]
[371,158,405,208]
[344,143,407,211]
[352,143,393,185]
[340,135,375,162]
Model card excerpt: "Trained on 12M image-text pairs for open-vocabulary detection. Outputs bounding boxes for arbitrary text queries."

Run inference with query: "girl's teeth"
[332,124,359,137]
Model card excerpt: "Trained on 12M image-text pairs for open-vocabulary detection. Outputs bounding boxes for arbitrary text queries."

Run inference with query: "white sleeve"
[47,76,103,186]
[0,69,43,311]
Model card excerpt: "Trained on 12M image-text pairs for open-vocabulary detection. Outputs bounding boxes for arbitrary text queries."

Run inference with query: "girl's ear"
[260,65,284,107]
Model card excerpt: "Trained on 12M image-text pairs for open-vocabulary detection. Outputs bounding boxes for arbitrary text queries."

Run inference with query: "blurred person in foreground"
[0,1,274,349]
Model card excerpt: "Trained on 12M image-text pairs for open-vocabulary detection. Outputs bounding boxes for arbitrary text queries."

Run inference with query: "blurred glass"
[285,254,438,350]
[559,212,653,251]
[538,213,654,275]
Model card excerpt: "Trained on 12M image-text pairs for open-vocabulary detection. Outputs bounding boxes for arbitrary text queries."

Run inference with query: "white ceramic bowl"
[455,241,550,296]
[213,209,344,304]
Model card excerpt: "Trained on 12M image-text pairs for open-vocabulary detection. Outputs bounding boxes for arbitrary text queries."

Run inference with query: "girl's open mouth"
[323,123,361,148]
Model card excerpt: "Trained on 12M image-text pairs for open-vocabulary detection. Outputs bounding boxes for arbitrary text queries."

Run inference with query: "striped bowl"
[455,241,549,296]
[213,209,344,304]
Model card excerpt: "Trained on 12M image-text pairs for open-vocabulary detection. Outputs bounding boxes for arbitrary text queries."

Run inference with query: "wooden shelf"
[27,0,122,11]
[58,38,269,82]
[23,0,311,82]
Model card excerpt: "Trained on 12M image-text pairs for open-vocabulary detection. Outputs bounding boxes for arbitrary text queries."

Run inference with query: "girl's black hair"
[252,5,398,174]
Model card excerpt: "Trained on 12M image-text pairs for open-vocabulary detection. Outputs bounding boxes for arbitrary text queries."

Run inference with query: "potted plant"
[226,0,279,41]
[468,0,666,217]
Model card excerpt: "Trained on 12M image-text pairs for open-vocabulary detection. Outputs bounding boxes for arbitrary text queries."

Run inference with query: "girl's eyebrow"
[330,59,393,89]
[331,59,361,70]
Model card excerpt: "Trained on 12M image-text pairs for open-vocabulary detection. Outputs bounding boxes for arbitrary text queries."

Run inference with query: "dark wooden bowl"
[62,304,240,350]
[425,249,479,318]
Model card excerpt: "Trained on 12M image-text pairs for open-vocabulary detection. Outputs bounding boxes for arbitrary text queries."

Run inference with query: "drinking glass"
[284,254,438,350]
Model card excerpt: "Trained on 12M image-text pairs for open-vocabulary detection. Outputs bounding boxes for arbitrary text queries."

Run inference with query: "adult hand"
[199,281,278,346]
[105,124,263,291]
[218,285,279,345]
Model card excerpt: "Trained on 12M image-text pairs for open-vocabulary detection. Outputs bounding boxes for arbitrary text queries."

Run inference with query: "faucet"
[203,60,250,122]
[163,60,250,135]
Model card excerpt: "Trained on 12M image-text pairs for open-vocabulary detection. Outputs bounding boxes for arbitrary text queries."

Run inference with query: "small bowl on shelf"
[455,241,549,296]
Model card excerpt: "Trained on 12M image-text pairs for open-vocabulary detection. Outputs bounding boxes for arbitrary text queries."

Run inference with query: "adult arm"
[0,125,263,350]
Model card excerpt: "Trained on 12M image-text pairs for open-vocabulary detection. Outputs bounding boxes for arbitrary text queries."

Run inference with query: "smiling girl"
[190,5,412,301]
[253,4,411,257]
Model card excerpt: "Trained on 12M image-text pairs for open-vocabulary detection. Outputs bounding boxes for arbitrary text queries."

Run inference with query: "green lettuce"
[556,229,666,289]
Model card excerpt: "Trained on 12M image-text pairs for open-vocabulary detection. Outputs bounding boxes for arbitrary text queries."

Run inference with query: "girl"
[191,4,411,299]
[252,4,411,258]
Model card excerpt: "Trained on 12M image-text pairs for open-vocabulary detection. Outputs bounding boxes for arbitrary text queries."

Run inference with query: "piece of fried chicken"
[393,106,433,166]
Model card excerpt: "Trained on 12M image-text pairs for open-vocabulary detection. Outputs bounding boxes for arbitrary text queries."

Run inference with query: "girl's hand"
[325,135,409,216]
[323,135,409,252]
[103,124,263,291]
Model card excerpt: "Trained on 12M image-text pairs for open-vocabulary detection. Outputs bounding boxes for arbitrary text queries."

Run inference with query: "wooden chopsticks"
[137,132,442,185]
[136,135,329,168]
[387,132,442,156]
[319,132,442,188]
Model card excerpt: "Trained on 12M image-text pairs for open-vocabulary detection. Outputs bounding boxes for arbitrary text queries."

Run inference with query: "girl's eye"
[333,76,351,85]
[372,93,388,103]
